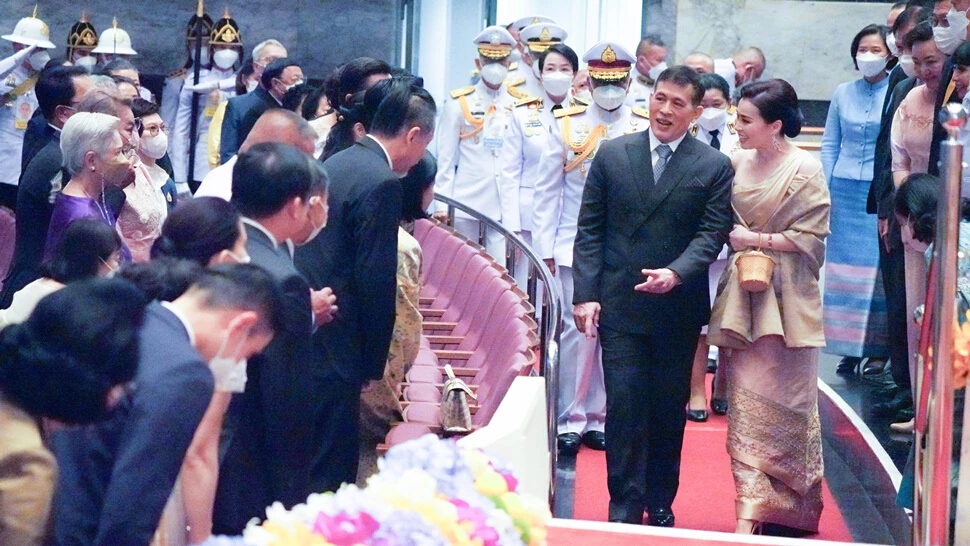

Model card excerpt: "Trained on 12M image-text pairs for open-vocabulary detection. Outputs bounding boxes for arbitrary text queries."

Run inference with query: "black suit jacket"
[214,223,316,532]
[0,135,64,308]
[294,136,402,384]
[219,86,278,163]
[868,68,915,217]
[50,303,214,546]
[20,109,53,176]
[572,131,734,333]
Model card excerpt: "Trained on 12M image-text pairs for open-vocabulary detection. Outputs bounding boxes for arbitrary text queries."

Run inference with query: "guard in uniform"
[625,35,668,108]
[506,16,555,99]
[92,18,138,64]
[434,25,519,259]
[532,41,648,455]
[0,8,56,210]
[499,41,581,285]
[170,8,241,190]
[161,0,215,138]
[65,14,98,71]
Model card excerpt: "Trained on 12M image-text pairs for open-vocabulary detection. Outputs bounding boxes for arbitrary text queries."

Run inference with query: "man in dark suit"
[0,65,91,308]
[50,265,282,545]
[213,142,329,533]
[572,66,733,527]
[295,77,436,491]
[219,58,302,163]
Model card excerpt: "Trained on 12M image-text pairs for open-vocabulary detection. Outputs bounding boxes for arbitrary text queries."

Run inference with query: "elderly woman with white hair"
[44,112,135,261]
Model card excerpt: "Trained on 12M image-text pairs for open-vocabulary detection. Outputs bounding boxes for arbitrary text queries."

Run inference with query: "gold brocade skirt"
[725,335,824,532]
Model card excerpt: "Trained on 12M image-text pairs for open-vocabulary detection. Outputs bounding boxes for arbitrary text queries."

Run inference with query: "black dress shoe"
[581,430,606,450]
[711,398,728,415]
[686,409,708,422]
[872,392,913,417]
[894,407,915,422]
[862,358,888,375]
[557,432,581,455]
[646,507,675,527]
[836,356,862,375]
[707,358,717,374]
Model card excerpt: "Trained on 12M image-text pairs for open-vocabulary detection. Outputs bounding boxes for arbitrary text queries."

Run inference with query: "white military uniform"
[625,66,653,108]
[714,58,737,98]
[506,62,543,99]
[434,79,517,258]
[160,67,189,136]
[0,63,39,190]
[533,99,649,435]
[170,65,236,183]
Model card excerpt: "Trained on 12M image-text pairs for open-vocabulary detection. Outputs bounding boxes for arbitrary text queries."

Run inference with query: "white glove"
[0,44,37,80]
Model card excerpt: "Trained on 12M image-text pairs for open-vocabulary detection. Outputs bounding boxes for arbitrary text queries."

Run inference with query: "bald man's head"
[240,109,317,156]
[683,52,715,74]
[733,47,766,80]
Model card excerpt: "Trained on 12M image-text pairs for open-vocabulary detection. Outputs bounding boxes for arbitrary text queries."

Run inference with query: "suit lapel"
[625,131,654,209]
[637,134,700,223]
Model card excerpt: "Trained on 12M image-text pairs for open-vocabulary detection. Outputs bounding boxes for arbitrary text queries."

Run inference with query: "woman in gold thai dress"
[708,79,830,535]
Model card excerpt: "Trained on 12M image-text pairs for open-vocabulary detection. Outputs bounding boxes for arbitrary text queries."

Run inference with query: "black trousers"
[309,365,362,494]
[0,183,16,211]
[880,220,912,394]
[600,324,699,523]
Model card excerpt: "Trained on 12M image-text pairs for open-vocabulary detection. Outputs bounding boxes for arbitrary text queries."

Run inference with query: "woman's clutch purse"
[440,365,476,435]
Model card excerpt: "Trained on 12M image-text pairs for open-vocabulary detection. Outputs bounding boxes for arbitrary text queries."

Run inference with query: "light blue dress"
[820,75,890,358]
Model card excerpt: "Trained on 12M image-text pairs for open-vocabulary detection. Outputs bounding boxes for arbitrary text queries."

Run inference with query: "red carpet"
[572,411,854,542]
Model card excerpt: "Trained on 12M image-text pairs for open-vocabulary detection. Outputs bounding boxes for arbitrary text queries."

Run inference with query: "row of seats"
[382,219,539,449]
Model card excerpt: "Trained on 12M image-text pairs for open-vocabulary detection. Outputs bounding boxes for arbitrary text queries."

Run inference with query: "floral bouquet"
[242,434,550,546]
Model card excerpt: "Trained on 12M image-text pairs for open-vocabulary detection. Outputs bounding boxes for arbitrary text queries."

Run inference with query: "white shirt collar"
[365,134,395,171]
[160,301,197,347]
[649,130,687,155]
[242,217,279,248]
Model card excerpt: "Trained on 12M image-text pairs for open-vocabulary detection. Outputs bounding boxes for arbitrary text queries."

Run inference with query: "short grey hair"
[61,112,121,176]
[89,75,119,95]
[253,39,287,63]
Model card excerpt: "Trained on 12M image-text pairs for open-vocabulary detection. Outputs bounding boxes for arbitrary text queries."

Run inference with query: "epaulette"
[632,107,650,119]
[514,95,541,108]
[450,86,475,99]
[554,105,586,118]
[572,95,590,106]
[727,105,737,115]
[506,85,530,100]
[505,76,525,88]
[168,68,187,79]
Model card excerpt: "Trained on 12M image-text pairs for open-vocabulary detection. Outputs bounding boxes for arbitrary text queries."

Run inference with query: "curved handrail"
[432,194,563,508]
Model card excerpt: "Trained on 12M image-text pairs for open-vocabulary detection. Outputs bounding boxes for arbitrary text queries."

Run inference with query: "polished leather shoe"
[711,398,728,415]
[872,392,913,417]
[557,432,581,455]
[686,409,708,422]
[894,408,915,422]
[707,358,717,374]
[836,356,862,375]
[647,507,675,527]
[581,430,606,450]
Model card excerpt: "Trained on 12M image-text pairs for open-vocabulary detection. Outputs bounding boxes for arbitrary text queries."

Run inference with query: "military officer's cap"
[186,0,215,42]
[92,18,137,56]
[474,25,515,60]
[584,41,635,82]
[2,6,56,50]
[510,15,555,31]
[211,7,242,46]
[519,23,567,53]
[67,14,98,54]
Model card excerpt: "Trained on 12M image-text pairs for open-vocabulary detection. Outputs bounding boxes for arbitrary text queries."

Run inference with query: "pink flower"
[451,500,499,546]
[500,472,518,492]
[313,511,380,545]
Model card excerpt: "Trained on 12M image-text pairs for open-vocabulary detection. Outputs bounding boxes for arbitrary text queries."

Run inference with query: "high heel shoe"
[711,398,728,415]
[836,356,862,375]
[686,408,708,422]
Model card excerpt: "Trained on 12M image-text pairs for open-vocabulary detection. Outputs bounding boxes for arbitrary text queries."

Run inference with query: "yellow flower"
[260,521,332,546]
[475,469,508,498]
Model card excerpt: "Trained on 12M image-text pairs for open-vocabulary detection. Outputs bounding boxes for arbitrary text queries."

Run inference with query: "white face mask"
[575,90,593,104]
[887,32,899,57]
[139,133,168,160]
[75,54,97,71]
[213,49,239,70]
[509,48,522,63]
[296,199,327,246]
[479,62,509,87]
[542,72,572,98]
[208,328,250,393]
[697,107,727,131]
[899,54,916,78]
[246,79,258,93]
[592,84,627,111]
[856,52,888,79]
[648,61,668,82]
[28,50,50,71]
[934,8,969,55]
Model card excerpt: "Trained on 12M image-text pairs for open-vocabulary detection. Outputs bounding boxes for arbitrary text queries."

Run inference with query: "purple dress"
[44,194,131,261]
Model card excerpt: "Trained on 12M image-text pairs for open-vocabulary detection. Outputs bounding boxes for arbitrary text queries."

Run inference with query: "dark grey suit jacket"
[294,136,402,384]
[868,68,916,217]
[214,223,316,532]
[219,86,278,163]
[50,303,214,546]
[573,130,734,333]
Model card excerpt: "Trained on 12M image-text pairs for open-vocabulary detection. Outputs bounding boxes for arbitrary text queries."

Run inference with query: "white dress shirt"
[194,155,237,201]
[649,130,687,167]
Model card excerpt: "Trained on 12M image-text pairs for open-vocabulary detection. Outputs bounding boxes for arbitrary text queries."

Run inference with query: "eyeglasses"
[311,108,335,121]
[121,145,137,159]
[144,123,167,137]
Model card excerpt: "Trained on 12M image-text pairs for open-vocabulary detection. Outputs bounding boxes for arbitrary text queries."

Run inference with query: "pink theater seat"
[401,402,441,425]
[384,422,433,447]
[0,207,15,286]
[412,219,434,242]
